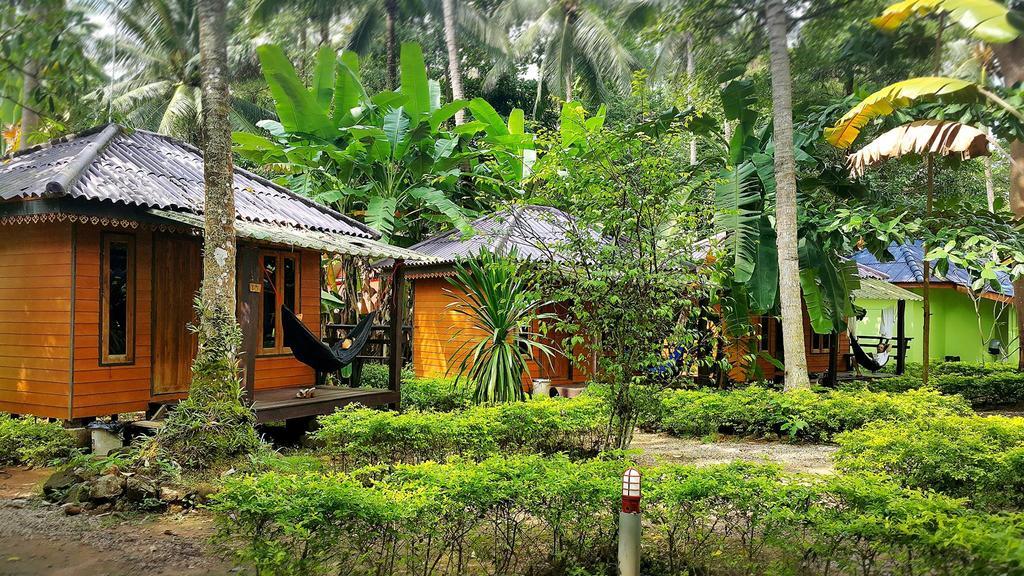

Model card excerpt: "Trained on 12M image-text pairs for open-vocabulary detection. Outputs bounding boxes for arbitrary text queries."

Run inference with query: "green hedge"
[656,385,972,442]
[359,367,474,412]
[835,415,1024,508]
[0,413,77,466]
[314,396,606,468]
[864,362,1024,407]
[211,458,1024,576]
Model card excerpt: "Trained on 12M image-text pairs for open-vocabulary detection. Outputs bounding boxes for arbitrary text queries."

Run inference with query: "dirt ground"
[631,432,838,474]
[0,467,238,576]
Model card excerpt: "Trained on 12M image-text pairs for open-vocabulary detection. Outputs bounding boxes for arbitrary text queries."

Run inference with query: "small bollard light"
[618,467,641,576]
[621,467,641,513]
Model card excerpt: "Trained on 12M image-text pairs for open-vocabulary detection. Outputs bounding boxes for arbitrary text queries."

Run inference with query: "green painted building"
[853,242,1017,365]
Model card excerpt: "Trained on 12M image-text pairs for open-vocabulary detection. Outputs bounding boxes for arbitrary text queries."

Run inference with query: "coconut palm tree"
[765,0,810,390]
[93,0,271,144]
[487,0,636,117]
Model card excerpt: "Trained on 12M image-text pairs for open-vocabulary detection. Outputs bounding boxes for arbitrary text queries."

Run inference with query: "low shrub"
[314,396,606,468]
[656,385,971,442]
[862,361,1024,407]
[210,454,623,576]
[399,376,474,412]
[834,415,1024,508]
[0,413,77,466]
[211,458,1024,576]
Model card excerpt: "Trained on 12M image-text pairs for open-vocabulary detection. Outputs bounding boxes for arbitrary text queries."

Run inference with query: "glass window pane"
[262,256,277,349]
[107,241,129,356]
[283,257,297,313]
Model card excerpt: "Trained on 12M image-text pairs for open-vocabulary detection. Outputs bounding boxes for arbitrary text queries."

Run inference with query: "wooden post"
[388,259,405,408]
[896,299,907,376]
[237,245,260,402]
[828,331,839,386]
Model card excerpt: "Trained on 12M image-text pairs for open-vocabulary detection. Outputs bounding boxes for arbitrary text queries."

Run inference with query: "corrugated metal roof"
[151,209,433,261]
[0,124,378,239]
[400,204,585,266]
[853,278,923,301]
[851,240,1014,297]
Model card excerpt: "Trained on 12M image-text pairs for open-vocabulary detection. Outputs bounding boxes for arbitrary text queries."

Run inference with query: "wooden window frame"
[100,233,136,366]
[257,250,302,356]
[810,332,831,354]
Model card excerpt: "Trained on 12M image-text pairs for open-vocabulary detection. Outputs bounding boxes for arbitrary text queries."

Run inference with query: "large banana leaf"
[383,107,410,157]
[848,120,991,177]
[334,52,368,128]
[257,44,332,138]
[714,161,762,283]
[366,196,398,241]
[400,43,431,121]
[798,240,860,334]
[749,216,779,312]
[408,187,472,235]
[825,77,980,149]
[311,47,335,111]
[872,0,1023,44]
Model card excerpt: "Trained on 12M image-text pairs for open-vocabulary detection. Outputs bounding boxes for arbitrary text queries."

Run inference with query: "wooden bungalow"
[395,205,593,393]
[728,263,922,383]
[0,125,425,422]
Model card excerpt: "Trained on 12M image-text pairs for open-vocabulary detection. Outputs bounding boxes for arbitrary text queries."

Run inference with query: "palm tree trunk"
[441,0,465,125]
[385,0,398,90]
[992,41,1024,370]
[765,0,809,391]
[197,0,237,325]
[686,31,696,165]
[923,155,933,386]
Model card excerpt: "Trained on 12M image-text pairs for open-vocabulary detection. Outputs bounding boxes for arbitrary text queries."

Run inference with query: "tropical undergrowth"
[0,413,78,466]
[211,457,1024,576]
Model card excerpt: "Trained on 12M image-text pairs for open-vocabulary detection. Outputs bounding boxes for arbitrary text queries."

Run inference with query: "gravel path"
[0,468,237,576]
[631,432,838,474]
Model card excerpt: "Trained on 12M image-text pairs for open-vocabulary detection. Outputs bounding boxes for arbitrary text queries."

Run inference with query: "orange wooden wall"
[728,307,850,382]
[252,250,320,390]
[411,276,589,386]
[0,222,73,419]
[72,225,154,418]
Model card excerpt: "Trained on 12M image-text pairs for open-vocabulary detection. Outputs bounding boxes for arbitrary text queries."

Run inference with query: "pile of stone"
[41,464,206,516]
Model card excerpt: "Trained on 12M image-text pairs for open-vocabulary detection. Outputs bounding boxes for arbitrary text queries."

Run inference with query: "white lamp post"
[618,467,641,576]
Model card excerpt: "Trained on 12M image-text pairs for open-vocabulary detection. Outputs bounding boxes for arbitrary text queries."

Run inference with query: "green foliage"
[655,385,972,442]
[314,396,606,468]
[212,458,1024,576]
[210,455,624,576]
[530,95,723,449]
[835,415,1024,508]
[447,249,557,404]
[156,302,261,470]
[0,413,77,466]
[399,376,474,412]
[859,361,1024,407]
[237,43,533,245]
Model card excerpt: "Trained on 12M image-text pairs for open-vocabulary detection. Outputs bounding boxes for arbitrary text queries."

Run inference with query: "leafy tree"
[0,0,101,152]
[529,100,723,448]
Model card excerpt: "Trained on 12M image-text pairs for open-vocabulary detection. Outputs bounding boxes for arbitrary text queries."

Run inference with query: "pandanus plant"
[446,249,558,404]
[842,120,992,385]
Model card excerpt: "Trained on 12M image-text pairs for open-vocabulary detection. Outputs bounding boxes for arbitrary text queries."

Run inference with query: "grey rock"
[42,467,79,499]
[125,476,158,502]
[89,474,125,500]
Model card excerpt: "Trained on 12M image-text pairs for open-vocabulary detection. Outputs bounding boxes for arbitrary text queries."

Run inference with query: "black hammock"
[282,306,376,373]
[849,337,890,372]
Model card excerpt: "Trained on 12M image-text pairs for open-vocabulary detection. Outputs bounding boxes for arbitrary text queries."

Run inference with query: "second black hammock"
[281,306,376,373]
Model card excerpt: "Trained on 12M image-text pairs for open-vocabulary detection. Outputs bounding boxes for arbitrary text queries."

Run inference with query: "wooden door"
[152,235,201,396]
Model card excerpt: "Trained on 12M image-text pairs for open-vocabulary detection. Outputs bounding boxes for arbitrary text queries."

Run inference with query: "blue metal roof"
[851,240,1013,297]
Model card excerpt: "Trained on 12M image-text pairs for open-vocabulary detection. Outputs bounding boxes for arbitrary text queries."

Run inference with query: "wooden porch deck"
[252,386,399,423]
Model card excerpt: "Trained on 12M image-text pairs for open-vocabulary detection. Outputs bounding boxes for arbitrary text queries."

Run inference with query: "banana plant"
[872,0,1024,44]
[713,78,860,335]
[234,43,528,245]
